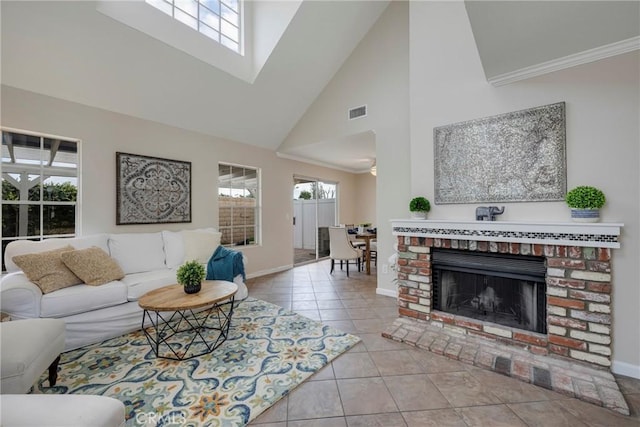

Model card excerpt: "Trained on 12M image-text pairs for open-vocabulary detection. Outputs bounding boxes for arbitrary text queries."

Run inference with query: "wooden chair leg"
[346,260,350,277]
[48,355,61,387]
[330,259,335,274]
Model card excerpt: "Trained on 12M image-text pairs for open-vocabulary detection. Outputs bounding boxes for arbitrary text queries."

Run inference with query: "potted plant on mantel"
[409,196,431,219]
[177,260,206,294]
[565,185,606,223]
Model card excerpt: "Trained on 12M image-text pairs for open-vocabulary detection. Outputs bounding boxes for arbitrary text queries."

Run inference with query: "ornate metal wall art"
[434,102,566,204]
[116,152,191,225]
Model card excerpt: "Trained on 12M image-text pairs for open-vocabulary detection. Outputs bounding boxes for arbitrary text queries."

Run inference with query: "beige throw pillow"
[12,245,82,294]
[61,246,125,286]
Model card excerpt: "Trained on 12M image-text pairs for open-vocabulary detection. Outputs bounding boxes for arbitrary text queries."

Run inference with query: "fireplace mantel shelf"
[391,219,623,248]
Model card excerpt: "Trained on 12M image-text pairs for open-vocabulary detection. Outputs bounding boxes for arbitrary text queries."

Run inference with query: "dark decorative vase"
[184,282,202,294]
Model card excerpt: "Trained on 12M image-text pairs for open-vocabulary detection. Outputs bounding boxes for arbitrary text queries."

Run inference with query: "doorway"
[293,177,337,265]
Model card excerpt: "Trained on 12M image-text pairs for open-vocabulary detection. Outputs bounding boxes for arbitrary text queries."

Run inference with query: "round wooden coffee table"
[138,280,238,360]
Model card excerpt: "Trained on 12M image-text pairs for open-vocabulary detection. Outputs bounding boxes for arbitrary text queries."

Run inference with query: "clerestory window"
[1,129,80,271]
[146,0,242,53]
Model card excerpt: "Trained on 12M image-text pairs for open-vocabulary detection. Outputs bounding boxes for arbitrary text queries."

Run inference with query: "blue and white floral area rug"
[38,298,361,426]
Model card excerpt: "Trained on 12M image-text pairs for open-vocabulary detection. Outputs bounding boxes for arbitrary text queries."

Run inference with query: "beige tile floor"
[246,259,640,427]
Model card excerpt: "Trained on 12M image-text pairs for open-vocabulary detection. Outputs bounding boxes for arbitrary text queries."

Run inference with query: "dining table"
[355,231,377,275]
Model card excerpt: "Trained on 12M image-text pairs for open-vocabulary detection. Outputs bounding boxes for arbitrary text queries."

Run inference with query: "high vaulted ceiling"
[2,1,638,173]
[0,0,389,151]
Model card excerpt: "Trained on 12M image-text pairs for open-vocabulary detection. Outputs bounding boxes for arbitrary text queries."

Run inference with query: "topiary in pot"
[565,186,606,223]
[409,196,431,219]
[177,260,206,294]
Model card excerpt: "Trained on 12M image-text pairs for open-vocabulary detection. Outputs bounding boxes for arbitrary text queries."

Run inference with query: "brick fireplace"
[384,219,631,414]
[390,219,622,369]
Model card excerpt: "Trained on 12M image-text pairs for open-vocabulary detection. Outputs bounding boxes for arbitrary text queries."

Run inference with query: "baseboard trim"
[376,287,398,298]
[246,264,293,279]
[612,360,640,379]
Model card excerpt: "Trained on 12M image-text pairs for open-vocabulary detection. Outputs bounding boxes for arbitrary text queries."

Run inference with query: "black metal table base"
[141,297,235,360]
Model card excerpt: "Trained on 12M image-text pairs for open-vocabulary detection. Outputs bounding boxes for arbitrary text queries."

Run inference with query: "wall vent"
[348,105,367,120]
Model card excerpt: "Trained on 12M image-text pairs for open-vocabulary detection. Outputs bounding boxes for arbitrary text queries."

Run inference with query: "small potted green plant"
[565,186,606,222]
[409,196,431,219]
[177,260,206,294]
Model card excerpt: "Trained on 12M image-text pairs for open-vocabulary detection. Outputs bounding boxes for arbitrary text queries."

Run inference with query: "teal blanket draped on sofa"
[206,246,246,282]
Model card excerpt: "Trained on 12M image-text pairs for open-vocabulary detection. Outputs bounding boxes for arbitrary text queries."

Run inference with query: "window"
[146,0,242,53]
[1,129,80,270]
[218,163,259,246]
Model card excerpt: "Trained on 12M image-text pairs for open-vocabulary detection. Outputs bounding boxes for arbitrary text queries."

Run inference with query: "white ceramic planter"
[410,211,427,219]
[571,208,600,223]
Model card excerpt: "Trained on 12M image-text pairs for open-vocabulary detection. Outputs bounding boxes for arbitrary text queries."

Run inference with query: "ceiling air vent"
[348,105,367,120]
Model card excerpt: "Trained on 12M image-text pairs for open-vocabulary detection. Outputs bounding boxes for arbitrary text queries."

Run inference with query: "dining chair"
[344,224,366,249]
[369,240,378,267]
[328,226,363,277]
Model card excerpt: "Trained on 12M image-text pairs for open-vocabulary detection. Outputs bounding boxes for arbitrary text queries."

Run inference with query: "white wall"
[352,172,377,227]
[1,85,361,277]
[410,1,639,377]
[280,1,410,295]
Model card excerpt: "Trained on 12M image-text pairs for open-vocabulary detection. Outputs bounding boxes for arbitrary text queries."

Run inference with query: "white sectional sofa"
[0,229,248,351]
[1,394,126,426]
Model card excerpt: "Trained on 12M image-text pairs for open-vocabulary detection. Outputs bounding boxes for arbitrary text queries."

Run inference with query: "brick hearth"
[382,316,630,415]
[387,220,629,414]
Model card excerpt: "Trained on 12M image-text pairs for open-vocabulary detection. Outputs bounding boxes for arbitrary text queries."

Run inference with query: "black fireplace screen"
[432,249,547,334]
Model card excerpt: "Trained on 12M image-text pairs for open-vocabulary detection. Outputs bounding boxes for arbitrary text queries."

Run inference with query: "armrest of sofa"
[0,272,42,318]
[1,395,125,427]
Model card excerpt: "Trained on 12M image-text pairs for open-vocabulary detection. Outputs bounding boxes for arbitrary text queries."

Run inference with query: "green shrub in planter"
[409,196,431,219]
[565,186,606,209]
[177,260,206,294]
[565,186,605,222]
[409,196,431,212]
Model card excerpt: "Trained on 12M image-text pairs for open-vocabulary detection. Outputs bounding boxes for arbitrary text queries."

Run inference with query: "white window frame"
[145,0,243,54]
[1,127,82,250]
[218,162,261,247]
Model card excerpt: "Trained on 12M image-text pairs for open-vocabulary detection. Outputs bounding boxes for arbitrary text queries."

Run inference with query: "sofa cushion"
[61,247,125,286]
[11,246,82,294]
[182,230,222,264]
[108,232,166,274]
[0,395,126,427]
[4,235,109,273]
[52,234,110,252]
[0,318,65,394]
[121,270,176,301]
[162,231,184,269]
[40,281,128,318]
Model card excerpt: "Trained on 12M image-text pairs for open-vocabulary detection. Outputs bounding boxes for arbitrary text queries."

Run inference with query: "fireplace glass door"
[432,249,546,334]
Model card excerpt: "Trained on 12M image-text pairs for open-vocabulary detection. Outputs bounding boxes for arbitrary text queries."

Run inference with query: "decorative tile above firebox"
[391,219,622,248]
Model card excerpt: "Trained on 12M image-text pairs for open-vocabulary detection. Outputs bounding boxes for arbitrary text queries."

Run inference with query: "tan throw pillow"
[12,245,82,294]
[61,246,125,286]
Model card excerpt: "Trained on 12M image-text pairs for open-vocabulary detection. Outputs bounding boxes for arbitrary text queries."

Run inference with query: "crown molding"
[488,36,640,87]
[276,152,363,174]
